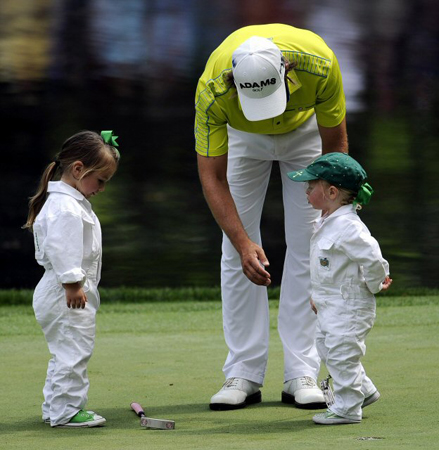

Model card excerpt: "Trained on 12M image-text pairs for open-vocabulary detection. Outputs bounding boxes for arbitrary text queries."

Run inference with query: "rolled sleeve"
[339,224,389,294]
[44,211,86,285]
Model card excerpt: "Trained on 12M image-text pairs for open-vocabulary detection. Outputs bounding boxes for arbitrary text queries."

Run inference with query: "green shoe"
[313,410,361,425]
[45,411,101,425]
[56,410,106,428]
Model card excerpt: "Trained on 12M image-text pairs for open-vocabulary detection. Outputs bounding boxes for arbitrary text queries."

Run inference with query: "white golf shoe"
[209,377,261,410]
[282,376,326,409]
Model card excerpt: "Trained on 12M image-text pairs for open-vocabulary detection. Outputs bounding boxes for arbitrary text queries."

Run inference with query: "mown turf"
[2,286,439,305]
[0,297,438,450]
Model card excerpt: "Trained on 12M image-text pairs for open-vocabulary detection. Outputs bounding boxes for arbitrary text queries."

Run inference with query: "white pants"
[221,115,321,385]
[33,269,99,426]
[315,295,377,420]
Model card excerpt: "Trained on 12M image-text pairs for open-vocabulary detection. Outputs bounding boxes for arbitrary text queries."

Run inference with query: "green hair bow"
[101,130,119,147]
[101,130,120,159]
[353,182,374,207]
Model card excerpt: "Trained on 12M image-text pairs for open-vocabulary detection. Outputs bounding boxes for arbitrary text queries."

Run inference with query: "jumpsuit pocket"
[316,238,334,282]
[341,286,376,341]
[81,214,100,260]
[33,279,65,326]
[354,301,376,341]
[33,229,44,260]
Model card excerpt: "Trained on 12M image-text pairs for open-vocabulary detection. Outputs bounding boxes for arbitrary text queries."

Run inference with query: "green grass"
[2,286,439,305]
[1,296,438,449]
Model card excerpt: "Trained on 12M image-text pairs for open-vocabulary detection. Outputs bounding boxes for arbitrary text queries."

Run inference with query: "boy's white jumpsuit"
[32,181,102,426]
[310,204,389,421]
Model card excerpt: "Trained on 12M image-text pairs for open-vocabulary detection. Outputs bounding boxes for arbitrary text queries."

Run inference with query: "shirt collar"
[47,180,90,205]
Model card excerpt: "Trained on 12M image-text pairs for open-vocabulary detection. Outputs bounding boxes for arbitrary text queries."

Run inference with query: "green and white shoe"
[363,390,380,408]
[313,410,361,425]
[45,411,103,425]
[56,410,106,428]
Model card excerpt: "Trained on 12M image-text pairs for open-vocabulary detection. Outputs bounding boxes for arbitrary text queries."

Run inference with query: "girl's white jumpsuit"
[32,181,102,426]
[310,204,389,420]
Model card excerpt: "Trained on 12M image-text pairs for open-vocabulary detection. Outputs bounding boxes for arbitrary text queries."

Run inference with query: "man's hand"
[310,298,318,314]
[240,241,271,286]
[63,282,87,309]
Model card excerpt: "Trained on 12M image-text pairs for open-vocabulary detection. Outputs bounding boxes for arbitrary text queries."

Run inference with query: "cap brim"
[237,81,287,122]
[287,169,320,182]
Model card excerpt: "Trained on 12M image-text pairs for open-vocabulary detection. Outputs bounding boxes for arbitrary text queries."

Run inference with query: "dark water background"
[2,0,439,290]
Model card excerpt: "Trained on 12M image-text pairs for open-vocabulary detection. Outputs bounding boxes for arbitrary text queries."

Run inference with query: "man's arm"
[197,153,271,286]
[318,117,348,154]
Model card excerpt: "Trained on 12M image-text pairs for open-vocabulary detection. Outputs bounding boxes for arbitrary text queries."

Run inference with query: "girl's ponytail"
[23,161,59,231]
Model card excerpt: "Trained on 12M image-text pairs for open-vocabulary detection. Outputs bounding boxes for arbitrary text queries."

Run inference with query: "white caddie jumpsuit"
[310,204,389,420]
[32,181,102,426]
[222,115,322,385]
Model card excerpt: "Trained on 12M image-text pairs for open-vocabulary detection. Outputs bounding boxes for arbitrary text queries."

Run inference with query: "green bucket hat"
[287,153,373,205]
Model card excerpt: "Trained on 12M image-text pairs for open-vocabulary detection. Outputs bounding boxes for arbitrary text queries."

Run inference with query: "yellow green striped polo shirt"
[195,24,346,157]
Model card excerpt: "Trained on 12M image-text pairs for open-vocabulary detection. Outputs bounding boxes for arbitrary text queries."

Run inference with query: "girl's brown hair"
[23,130,120,231]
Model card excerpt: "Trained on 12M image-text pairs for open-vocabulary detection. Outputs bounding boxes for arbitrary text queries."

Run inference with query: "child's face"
[305,180,331,211]
[306,179,344,214]
[77,168,115,199]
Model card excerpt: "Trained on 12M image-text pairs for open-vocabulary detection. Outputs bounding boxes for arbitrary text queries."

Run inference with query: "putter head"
[140,416,175,430]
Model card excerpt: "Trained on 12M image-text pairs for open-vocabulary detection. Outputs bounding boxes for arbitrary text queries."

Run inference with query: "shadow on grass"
[178,419,314,435]
[144,400,296,415]
[0,402,318,436]
[114,401,316,434]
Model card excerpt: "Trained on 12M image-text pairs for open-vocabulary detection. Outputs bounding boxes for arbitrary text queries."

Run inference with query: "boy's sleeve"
[314,53,346,128]
[339,223,390,294]
[44,211,86,285]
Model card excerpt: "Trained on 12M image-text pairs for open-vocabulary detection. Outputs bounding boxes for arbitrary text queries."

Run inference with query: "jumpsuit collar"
[47,181,92,210]
[313,204,357,232]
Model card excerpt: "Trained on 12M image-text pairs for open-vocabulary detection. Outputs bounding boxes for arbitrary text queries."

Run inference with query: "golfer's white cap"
[232,36,286,122]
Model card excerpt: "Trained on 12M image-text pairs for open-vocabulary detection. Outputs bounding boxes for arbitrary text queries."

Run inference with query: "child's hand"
[63,283,88,309]
[310,298,317,314]
[381,276,393,291]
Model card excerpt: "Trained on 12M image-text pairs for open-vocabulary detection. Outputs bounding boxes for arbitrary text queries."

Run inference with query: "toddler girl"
[24,130,120,427]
